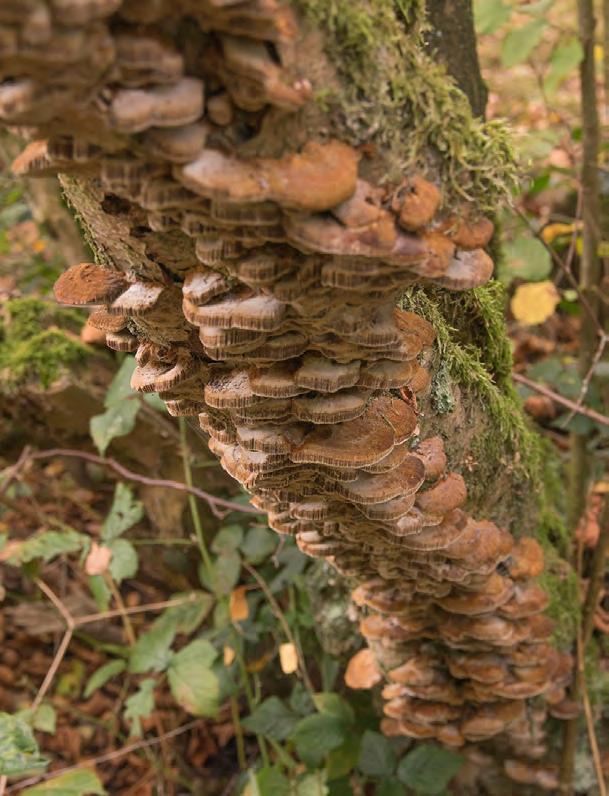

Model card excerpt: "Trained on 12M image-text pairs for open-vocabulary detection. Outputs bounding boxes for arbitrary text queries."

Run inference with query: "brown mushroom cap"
[177,140,359,212]
[416,473,467,515]
[393,175,442,232]
[345,648,383,689]
[54,263,128,306]
[507,538,545,579]
[432,249,493,291]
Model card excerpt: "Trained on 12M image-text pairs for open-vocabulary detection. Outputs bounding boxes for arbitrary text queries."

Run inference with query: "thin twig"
[28,448,261,516]
[7,720,201,792]
[31,579,75,713]
[561,333,609,427]
[243,562,315,694]
[513,372,609,428]
[581,658,607,796]
[0,445,31,497]
[73,594,197,627]
[104,572,136,646]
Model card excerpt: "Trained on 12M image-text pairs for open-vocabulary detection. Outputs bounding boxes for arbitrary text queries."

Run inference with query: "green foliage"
[5,529,87,565]
[124,678,156,737]
[358,731,396,778]
[90,357,140,454]
[294,0,518,211]
[21,769,106,795]
[18,703,57,735]
[501,19,546,68]
[0,298,89,392]
[101,483,143,540]
[545,38,583,94]
[397,744,464,794]
[167,640,220,716]
[0,712,48,776]
[499,236,552,283]
[242,697,299,742]
[84,660,126,698]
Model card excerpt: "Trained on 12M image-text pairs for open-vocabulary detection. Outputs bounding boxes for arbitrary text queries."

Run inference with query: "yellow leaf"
[279,642,298,674]
[511,281,560,326]
[229,586,249,622]
[540,222,578,244]
[593,481,609,494]
[32,239,46,253]
[223,645,236,666]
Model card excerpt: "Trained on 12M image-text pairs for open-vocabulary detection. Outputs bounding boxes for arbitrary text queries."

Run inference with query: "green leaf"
[397,744,464,795]
[327,732,361,780]
[105,356,137,406]
[6,529,86,565]
[88,574,111,611]
[242,697,299,742]
[545,38,584,94]
[246,767,290,796]
[291,714,347,767]
[500,236,552,283]
[129,592,213,674]
[31,704,56,734]
[124,678,155,737]
[377,779,405,796]
[129,617,176,674]
[21,769,106,795]
[520,0,554,14]
[211,524,243,554]
[84,660,126,698]
[165,590,214,634]
[295,770,329,796]
[501,19,547,67]
[101,483,143,540]
[358,730,396,777]
[90,399,140,455]
[474,0,510,34]
[0,712,48,776]
[215,550,241,595]
[167,640,219,716]
[312,693,355,725]
[240,526,276,564]
[107,539,138,584]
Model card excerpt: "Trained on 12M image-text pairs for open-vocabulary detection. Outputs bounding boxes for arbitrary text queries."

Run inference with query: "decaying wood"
[0,0,570,786]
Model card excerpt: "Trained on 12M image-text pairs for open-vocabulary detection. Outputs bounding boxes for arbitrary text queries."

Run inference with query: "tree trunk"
[0,0,572,788]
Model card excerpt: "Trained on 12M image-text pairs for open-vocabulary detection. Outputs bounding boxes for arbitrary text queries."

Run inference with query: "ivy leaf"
[397,744,463,795]
[21,769,106,795]
[84,660,126,698]
[501,19,547,67]
[90,399,140,456]
[167,640,219,716]
[165,590,214,634]
[291,714,348,767]
[0,712,48,776]
[545,38,584,94]
[358,730,396,777]
[474,0,511,35]
[242,697,299,742]
[101,483,143,540]
[124,679,155,737]
[107,539,138,584]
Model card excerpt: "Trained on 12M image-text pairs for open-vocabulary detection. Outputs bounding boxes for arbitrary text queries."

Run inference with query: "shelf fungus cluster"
[2,0,569,785]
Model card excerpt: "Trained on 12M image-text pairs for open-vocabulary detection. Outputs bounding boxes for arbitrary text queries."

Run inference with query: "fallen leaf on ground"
[511,281,560,326]
[229,586,249,622]
[85,542,113,576]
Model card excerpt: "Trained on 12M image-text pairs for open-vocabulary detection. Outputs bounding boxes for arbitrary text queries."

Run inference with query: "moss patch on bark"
[0,298,89,391]
[292,0,518,210]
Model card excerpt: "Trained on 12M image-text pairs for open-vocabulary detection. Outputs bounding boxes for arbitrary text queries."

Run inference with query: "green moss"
[292,0,518,210]
[401,282,576,645]
[0,298,89,391]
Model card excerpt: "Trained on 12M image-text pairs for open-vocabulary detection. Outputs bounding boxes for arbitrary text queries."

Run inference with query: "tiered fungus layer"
[1,0,569,784]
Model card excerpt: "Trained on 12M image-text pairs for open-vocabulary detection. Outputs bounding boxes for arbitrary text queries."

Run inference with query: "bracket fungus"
[6,0,565,786]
